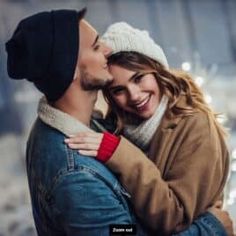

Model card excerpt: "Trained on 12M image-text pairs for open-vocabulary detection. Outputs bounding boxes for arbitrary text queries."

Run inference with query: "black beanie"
[5,8,86,102]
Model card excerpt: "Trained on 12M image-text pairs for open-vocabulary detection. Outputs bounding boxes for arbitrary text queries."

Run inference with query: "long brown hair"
[103,52,226,136]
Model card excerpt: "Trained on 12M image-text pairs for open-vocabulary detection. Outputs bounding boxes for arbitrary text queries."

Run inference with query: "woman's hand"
[208,201,235,236]
[64,132,104,157]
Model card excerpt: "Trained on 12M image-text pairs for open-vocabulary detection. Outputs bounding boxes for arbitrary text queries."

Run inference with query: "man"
[5,8,233,236]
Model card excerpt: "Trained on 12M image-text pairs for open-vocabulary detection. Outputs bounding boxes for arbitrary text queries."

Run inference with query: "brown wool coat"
[106,100,229,235]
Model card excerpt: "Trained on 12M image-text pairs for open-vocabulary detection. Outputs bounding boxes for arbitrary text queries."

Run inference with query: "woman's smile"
[130,94,151,112]
[109,65,161,119]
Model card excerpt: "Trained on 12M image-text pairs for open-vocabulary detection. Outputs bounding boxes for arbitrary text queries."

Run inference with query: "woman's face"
[108,64,161,119]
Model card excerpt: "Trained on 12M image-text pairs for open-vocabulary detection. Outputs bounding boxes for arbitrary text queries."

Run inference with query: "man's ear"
[73,64,80,81]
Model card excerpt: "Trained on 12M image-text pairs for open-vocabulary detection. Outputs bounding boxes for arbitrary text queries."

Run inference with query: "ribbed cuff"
[97,132,120,163]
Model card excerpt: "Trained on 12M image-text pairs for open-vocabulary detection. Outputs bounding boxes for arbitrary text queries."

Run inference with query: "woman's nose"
[128,86,141,102]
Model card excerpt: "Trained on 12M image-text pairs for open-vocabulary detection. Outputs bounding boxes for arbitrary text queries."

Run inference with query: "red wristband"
[97,132,120,163]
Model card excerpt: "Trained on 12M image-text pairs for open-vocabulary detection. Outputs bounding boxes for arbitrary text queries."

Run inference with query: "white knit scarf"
[123,95,168,151]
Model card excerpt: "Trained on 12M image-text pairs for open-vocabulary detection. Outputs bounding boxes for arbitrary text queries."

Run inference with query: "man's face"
[76,20,113,90]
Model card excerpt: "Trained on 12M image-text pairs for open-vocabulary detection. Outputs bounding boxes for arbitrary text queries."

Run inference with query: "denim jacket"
[26,118,143,236]
[26,99,228,236]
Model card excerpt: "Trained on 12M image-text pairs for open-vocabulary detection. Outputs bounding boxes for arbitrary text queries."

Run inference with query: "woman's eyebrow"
[129,72,139,82]
[129,72,148,82]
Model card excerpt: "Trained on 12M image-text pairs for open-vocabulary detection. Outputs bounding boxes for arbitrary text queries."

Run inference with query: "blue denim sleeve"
[173,212,228,236]
[52,169,135,236]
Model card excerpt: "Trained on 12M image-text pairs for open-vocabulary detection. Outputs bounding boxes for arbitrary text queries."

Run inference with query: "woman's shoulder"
[183,110,209,123]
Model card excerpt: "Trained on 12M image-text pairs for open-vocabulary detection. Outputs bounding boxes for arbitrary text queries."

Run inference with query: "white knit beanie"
[102,22,169,68]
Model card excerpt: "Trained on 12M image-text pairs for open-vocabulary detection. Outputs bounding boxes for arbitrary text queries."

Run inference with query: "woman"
[65,22,231,235]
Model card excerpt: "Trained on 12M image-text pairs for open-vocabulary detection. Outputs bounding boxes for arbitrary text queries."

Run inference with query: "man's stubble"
[79,67,112,91]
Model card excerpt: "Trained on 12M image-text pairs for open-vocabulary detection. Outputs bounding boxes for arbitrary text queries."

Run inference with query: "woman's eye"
[134,75,143,83]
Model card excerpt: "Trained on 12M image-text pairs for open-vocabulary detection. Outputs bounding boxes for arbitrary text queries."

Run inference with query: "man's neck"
[52,90,98,127]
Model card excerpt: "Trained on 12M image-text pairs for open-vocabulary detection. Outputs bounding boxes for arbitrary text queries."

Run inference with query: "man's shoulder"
[29,117,66,144]
[28,118,118,181]
[27,117,68,165]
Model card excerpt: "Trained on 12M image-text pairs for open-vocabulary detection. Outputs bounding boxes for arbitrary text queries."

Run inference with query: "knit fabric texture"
[97,132,120,163]
[124,95,169,152]
[6,9,86,102]
[38,96,92,135]
[102,22,169,68]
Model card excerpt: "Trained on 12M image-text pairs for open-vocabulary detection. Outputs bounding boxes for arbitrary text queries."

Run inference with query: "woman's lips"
[132,95,151,111]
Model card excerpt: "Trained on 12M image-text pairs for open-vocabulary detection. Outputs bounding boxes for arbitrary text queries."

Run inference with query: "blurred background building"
[0,0,235,235]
